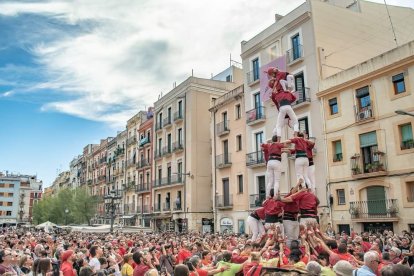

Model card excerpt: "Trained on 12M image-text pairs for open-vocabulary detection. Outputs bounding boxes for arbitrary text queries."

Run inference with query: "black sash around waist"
[283,211,298,221]
[300,209,317,218]
[250,212,260,221]
[279,99,291,106]
[265,214,283,223]
[295,150,307,158]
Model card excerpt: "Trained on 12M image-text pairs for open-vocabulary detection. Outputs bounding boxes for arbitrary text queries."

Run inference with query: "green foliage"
[33,187,98,225]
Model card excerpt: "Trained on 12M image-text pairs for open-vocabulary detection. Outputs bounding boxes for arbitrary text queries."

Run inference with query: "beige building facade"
[210,85,249,234]
[318,41,414,233]
[240,0,414,228]
[152,76,240,233]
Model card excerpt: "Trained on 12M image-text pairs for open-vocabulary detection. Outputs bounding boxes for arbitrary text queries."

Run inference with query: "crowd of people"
[0,221,413,276]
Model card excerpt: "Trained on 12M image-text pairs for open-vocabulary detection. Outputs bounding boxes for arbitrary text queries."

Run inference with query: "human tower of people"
[246,67,318,248]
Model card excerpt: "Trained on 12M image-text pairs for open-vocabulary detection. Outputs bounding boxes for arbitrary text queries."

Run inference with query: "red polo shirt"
[255,207,265,220]
[290,137,308,152]
[263,198,284,216]
[290,191,318,210]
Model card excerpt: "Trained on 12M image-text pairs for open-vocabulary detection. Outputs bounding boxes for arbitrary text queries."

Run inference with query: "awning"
[122,215,135,219]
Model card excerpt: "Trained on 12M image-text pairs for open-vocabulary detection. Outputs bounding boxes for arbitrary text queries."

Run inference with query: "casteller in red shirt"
[177,248,192,264]
[133,263,150,276]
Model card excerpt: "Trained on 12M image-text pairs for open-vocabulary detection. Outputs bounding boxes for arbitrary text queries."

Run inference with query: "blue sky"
[0,0,413,187]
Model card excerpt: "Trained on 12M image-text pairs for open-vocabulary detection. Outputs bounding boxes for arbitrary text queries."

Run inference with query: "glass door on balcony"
[168,107,172,123]
[291,34,300,60]
[252,58,259,81]
[167,134,172,152]
[254,93,262,118]
[222,112,228,130]
[223,140,229,163]
[178,100,183,117]
[294,72,304,101]
[359,131,378,173]
[257,176,266,205]
[223,178,230,206]
[366,186,386,215]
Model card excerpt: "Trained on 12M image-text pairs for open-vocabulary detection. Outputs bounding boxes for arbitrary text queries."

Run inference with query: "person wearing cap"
[261,137,285,198]
[246,207,265,242]
[332,260,354,276]
[61,250,76,276]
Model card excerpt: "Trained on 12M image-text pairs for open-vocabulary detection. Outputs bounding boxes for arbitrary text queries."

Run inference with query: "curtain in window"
[359,131,377,147]
[335,141,342,154]
[401,124,413,141]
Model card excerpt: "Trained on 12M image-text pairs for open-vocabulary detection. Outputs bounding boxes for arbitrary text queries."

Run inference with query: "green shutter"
[359,131,377,147]
[401,124,413,142]
[335,141,342,154]
[366,186,386,215]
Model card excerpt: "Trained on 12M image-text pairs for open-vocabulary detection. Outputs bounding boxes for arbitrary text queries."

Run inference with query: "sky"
[0,0,413,188]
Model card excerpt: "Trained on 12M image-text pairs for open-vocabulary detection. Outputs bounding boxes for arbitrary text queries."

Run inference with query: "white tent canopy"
[36,221,57,229]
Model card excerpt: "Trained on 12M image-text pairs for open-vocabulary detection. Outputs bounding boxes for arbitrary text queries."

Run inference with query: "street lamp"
[64,209,69,225]
[395,110,414,117]
[104,190,122,233]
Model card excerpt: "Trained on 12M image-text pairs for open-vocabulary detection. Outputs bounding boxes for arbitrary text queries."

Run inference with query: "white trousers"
[247,216,265,241]
[299,217,318,226]
[266,159,281,197]
[307,164,316,193]
[295,157,310,186]
[273,105,299,137]
[283,220,299,248]
[279,75,295,91]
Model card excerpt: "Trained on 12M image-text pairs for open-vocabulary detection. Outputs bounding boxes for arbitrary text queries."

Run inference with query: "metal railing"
[350,151,387,175]
[246,151,265,167]
[154,150,163,159]
[293,87,311,105]
[246,70,260,85]
[401,140,414,150]
[163,202,171,212]
[137,158,151,169]
[172,141,184,152]
[173,203,182,211]
[246,106,266,124]
[127,158,136,168]
[127,136,137,146]
[216,154,232,168]
[163,117,172,128]
[216,195,233,208]
[123,203,136,214]
[153,175,183,188]
[174,111,184,122]
[286,44,303,64]
[162,145,172,156]
[135,184,150,193]
[349,199,398,219]
[216,120,230,136]
[142,205,151,213]
[250,194,266,208]
[139,137,150,147]
[333,153,343,162]
[154,204,161,212]
[355,105,374,122]
[155,122,163,131]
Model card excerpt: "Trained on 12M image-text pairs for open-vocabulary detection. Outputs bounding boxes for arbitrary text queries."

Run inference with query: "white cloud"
[1,0,412,128]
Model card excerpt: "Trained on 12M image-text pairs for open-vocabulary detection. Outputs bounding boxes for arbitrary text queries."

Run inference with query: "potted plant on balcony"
[366,164,373,173]
[350,206,360,218]
[352,166,361,175]
[387,204,398,216]
[372,161,384,172]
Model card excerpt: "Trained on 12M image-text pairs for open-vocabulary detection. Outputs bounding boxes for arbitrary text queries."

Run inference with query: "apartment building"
[317,41,414,233]
[210,85,248,233]
[69,155,83,189]
[152,76,240,233]
[240,0,414,225]
[136,109,154,228]
[0,172,42,225]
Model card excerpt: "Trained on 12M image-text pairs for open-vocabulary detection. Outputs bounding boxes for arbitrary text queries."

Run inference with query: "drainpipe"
[183,93,188,231]
[320,97,332,225]
[212,105,218,233]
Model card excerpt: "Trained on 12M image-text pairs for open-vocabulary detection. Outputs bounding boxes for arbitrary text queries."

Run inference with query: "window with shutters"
[356,86,371,108]
[392,73,406,94]
[237,175,243,194]
[298,117,309,136]
[294,72,305,103]
[359,131,378,173]
[332,140,343,162]
[407,181,414,202]
[236,135,242,151]
[399,123,413,150]
[337,189,345,205]
[235,104,241,120]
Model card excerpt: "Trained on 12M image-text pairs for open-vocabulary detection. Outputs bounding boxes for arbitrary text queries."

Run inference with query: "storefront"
[220,217,233,233]
[202,218,213,234]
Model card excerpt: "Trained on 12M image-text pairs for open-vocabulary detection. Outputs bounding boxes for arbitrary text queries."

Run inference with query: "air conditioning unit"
[358,111,369,120]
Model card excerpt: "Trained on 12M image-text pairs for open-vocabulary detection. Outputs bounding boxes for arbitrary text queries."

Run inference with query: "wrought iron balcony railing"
[216,195,233,209]
[349,199,398,219]
[216,154,232,168]
[246,151,265,167]
[246,106,266,125]
[249,194,266,208]
[216,120,230,136]
[286,44,303,64]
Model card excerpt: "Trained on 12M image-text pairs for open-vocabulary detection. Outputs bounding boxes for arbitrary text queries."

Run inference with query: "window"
[359,131,379,173]
[236,135,242,151]
[167,107,172,122]
[407,182,414,202]
[158,112,163,127]
[178,128,183,144]
[294,72,305,102]
[0,202,3,206]
[7,193,13,197]
[235,104,241,120]
[337,189,345,205]
[329,98,338,115]
[400,123,413,150]
[252,58,260,81]
[333,140,343,162]
[291,34,301,61]
[356,86,371,108]
[178,100,183,116]
[298,117,309,136]
[6,202,12,206]
[6,211,11,216]
[237,175,243,194]
[8,184,14,188]
[226,75,232,82]
[393,73,406,94]
[255,131,264,152]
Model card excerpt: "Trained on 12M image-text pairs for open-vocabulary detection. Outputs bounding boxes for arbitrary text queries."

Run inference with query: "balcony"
[154,150,163,160]
[286,44,303,65]
[114,168,125,176]
[292,87,311,107]
[216,154,232,168]
[246,106,266,126]
[153,175,183,188]
[127,135,137,146]
[135,184,150,193]
[216,120,230,136]
[137,159,151,169]
[246,151,265,167]
[87,179,93,185]
[162,145,173,157]
[139,137,150,147]
[143,204,151,214]
[174,111,184,122]
[127,159,136,168]
[114,147,125,158]
[333,153,343,163]
[98,175,106,182]
[99,157,107,164]
[250,194,266,208]
[216,195,233,209]
[154,204,161,213]
[172,141,184,153]
[173,203,182,212]
[163,203,172,212]
[246,70,260,85]
[355,105,374,123]
[350,151,387,178]
[155,122,163,132]
[124,203,136,214]
[401,139,414,150]
[163,117,172,128]
[350,199,398,220]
